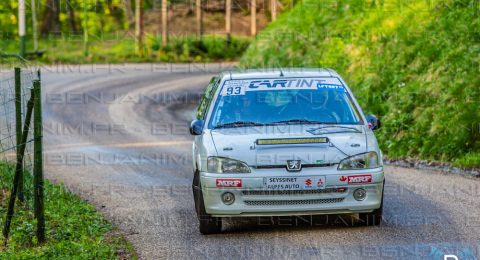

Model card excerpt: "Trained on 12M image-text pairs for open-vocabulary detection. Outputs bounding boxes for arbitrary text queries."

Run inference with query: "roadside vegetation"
[0,162,136,258]
[241,0,480,168]
[1,34,250,64]
[0,0,261,64]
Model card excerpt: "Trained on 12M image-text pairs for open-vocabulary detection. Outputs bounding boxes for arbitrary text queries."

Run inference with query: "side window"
[196,77,219,120]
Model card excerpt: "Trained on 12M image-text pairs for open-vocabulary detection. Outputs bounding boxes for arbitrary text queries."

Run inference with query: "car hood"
[209,125,367,166]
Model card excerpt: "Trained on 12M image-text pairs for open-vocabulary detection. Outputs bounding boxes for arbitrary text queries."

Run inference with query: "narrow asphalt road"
[40,64,479,259]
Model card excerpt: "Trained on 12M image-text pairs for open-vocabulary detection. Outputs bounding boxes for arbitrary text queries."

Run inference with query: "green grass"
[240,0,480,168]
[454,153,480,169]
[0,162,136,258]
[0,34,251,64]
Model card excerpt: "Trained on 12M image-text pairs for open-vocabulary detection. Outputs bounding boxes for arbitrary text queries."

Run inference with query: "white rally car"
[190,69,384,234]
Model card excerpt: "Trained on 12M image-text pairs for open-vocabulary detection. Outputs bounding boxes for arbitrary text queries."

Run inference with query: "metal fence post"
[14,67,24,202]
[3,87,35,245]
[33,79,45,243]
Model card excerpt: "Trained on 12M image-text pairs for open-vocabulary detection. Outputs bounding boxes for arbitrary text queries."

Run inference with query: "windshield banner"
[221,77,345,96]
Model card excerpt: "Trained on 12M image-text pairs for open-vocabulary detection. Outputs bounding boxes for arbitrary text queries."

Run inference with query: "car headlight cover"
[338,151,380,170]
[207,157,251,173]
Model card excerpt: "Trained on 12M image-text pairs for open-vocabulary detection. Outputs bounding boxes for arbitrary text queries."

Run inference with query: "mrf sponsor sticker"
[348,174,372,184]
[216,179,242,188]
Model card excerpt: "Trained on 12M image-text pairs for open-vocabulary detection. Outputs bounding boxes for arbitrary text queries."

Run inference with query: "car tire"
[358,181,384,226]
[192,171,222,234]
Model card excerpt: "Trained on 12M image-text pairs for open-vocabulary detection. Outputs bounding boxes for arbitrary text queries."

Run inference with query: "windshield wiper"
[269,119,338,125]
[308,125,362,134]
[214,121,265,129]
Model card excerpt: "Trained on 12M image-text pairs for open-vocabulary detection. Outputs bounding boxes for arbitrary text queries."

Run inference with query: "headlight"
[338,152,380,170]
[207,157,251,173]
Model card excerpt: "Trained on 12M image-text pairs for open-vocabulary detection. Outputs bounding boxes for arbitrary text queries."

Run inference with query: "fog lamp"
[222,192,235,205]
[353,188,367,201]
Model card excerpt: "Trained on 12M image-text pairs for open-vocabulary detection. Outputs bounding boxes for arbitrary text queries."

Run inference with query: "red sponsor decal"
[305,179,312,186]
[348,174,372,184]
[216,179,242,188]
[339,176,347,182]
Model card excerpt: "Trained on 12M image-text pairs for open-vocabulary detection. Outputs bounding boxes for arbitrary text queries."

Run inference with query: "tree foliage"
[241,0,480,167]
[0,0,127,40]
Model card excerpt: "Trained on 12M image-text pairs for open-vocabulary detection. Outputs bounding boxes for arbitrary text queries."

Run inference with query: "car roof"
[219,68,340,80]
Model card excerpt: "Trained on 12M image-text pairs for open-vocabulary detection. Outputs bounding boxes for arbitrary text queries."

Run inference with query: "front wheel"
[193,171,222,234]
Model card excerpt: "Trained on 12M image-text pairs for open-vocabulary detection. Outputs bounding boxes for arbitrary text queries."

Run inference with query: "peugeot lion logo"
[286,160,302,172]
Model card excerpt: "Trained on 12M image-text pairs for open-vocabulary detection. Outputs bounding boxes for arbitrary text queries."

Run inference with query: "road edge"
[384,159,480,178]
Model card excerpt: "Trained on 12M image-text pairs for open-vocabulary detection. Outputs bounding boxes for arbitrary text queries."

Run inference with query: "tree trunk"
[66,0,78,32]
[40,0,60,35]
[162,0,168,47]
[225,0,231,42]
[135,0,144,55]
[196,0,203,38]
[32,0,38,50]
[250,0,256,36]
[122,0,134,29]
[271,0,277,21]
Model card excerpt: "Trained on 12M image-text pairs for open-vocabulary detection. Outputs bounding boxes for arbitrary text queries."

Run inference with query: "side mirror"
[189,119,204,135]
[366,114,381,130]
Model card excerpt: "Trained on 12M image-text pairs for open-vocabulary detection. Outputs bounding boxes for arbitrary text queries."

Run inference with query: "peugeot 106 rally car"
[190,69,384,234]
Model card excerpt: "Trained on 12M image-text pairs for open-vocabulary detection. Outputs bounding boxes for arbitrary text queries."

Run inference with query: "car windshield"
[209,77,363,129]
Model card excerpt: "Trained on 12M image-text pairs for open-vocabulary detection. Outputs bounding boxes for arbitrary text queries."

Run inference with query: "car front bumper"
[200,167,384,217]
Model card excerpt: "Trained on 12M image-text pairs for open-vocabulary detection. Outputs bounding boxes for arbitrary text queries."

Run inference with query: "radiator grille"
[244,198,344,206]
[242,188,347,196]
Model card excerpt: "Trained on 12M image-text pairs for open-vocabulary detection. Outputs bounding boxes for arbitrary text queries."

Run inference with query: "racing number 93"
[226,86,242,95]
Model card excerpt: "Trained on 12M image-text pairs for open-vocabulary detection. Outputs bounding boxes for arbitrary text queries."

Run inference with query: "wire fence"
[1,67,45,243]
[0,68,38,172]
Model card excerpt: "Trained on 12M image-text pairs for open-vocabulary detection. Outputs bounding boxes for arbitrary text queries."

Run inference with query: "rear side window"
[196,77,220,119]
